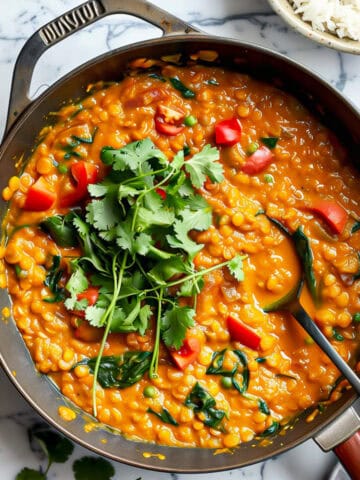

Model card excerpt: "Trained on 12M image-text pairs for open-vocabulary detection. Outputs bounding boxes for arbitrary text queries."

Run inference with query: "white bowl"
[268,0,360,54]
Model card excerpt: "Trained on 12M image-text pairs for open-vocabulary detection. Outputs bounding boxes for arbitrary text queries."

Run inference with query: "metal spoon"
[264,278,360,396]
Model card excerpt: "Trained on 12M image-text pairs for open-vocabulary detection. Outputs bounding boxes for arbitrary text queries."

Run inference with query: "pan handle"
[5,0,200,134]
[314,399,360,479]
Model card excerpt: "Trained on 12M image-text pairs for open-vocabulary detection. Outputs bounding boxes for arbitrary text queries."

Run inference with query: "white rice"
[290,0,360,41]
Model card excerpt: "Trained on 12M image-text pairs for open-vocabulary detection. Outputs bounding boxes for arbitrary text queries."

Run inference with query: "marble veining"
[0,0,359,478]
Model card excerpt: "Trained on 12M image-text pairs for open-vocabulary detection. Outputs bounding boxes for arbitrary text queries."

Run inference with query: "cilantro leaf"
[228,255,246,281]
[167,219,203,259]
[148,257,192,284]
[184,144,223,188]
[177,277,204,297]
[73,456,115,480]
[101,138,167,172]
[16,468,46,480]
[30,424,74,466]
[64,263,88,310]
[161,304,195,349]
[86,195,120,231]
[85,305,107,327]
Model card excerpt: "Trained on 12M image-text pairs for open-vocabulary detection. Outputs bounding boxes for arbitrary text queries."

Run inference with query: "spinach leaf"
[206,349,249,394]
[148,72,166,82]
[43,255,65,303]
[231,350,249,394]
[169,77,195,98]
[75,351,152,389]
[260,137,278,149]
[292,227,318,304]
[185,382,226,429]
[260,421,280,437]
[206,78,219,86]
[147,407,179,426]
[206,349,236,376]
[72,126,98,144]
[41,213,78,247]
[351,221,360,234]
[258,399,270,415]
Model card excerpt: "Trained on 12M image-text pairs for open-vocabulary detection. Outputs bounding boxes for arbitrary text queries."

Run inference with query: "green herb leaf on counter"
[73,456,115,480]
[147,407,179,426]
[30,424,74,467]
[16,468,46,480]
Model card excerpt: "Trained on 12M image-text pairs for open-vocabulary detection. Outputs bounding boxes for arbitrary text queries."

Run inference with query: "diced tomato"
[310,200,348,234]
[170,336,201,370]
[154,105,185,136]
[72,286,100,318]
[242,146,274,175]
[60,161,98,208]
[227,316,261,350]
[74,321,103,342]
[156,188,167,200]
[23,177,56,211]
[215,118,242,146]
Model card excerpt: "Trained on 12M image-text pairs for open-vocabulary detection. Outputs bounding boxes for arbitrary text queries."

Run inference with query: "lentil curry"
[2,55,360,449]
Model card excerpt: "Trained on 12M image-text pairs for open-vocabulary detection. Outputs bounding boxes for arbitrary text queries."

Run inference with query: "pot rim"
[0,33,359,472]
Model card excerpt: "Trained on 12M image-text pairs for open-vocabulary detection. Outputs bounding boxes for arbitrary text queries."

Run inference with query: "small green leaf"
[227,255,246,281]
[30,424,74,465]
[73,456,115,480]
[260,137,278,149]
[169,77,195,98]
[43,255,65,303]
[351,221,360,234]
[147,407,179,426]
[184,145,223,188]
[161,304,195,350]
[292,227,318,304]
[75,352,152,389]
[41,213,78,247]
[185,382,226,429]
[16,468,46,480]
[258,399,270,415]
[260,421,280,437]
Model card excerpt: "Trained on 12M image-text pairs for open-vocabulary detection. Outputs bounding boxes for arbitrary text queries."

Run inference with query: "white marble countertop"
[0,1,359,479]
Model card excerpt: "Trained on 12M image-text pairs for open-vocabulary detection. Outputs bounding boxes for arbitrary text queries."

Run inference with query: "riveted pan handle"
[5,0,199,134]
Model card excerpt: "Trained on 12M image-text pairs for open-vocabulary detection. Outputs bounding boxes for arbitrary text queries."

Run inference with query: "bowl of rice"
[267,0,360,54]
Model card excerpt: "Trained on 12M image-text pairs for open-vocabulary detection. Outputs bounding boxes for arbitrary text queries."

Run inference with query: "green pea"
[221,376,233,389]
[264,174,274,184]
[247,142,259,155]
[143,385,157,398]
[184,115,197,127]
[57,164,68,174]
[353,312,360,322]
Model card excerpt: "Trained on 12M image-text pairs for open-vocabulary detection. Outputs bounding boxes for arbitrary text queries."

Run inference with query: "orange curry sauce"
[2,60,360,449]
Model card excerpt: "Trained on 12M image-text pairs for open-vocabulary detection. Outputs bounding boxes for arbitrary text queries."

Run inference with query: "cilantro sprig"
[57,138,245,416]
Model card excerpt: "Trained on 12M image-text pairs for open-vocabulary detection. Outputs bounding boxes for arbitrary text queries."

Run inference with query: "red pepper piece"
[310,200,348,234]
[23,177,56,211]
[60,161,98,208]
[227,316,261,350]
[154,105,185,136]
[170,336,201,370]
[215,118,242,146]
[72,286,100,318]
[242,146,274,175]
[155,188,166,200]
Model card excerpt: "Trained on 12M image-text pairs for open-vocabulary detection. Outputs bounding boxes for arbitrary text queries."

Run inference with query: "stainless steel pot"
[0,0,359,476]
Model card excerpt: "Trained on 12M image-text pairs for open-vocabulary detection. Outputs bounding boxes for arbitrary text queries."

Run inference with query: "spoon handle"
[292,305,360,396]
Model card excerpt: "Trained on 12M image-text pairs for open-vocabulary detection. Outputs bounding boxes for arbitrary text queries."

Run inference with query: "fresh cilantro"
[54,139,244,416]
[73,456,115,480]
[16,469,46,480]
[184,145,223,188]
[228,255,246,281]
[161,304,195,350]
[147,407,179,425]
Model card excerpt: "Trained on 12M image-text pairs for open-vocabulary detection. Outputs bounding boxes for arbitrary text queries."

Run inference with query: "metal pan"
[0,0,359,476]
